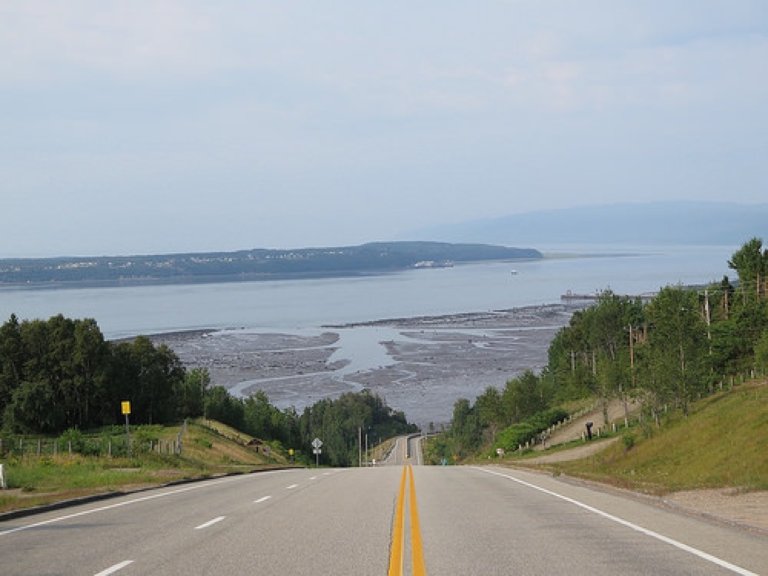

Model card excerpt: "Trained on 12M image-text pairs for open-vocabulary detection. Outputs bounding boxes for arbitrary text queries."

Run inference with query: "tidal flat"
[151,304,585,426]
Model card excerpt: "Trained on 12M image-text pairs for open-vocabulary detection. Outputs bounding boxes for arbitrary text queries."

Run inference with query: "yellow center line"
[408,465,427,575]
[388,466,407,576]
[388,464,427,576]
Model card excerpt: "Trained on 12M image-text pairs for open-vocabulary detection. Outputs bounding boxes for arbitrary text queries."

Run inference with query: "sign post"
[121,401,131,452]
[311,437,323,467]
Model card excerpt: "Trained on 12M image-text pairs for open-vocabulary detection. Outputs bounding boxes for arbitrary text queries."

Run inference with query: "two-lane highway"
[2,457,766,575]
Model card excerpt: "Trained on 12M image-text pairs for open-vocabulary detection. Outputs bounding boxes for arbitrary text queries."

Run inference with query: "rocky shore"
[151,303,586,426]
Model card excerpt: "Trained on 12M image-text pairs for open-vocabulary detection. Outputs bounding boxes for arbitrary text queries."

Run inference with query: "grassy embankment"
[524,380,768,494]
[0,419,290,514]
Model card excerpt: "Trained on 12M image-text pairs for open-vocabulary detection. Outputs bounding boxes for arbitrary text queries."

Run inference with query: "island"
[0,241,541,288]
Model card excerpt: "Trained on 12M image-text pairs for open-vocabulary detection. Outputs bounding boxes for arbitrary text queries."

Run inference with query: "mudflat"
[151,303,584,426]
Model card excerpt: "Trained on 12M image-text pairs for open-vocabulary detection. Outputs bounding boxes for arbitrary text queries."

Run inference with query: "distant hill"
[414,201,768,246]
[0,241,541,288]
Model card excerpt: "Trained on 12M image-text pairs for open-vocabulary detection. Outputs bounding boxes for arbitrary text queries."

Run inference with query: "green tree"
[0,314,24,427]
[501,371,547,424]
[728,237,768,302]
[109,336,185,425]
[641,286,709,416]
[178,367,210,419]
[205,385,244,429]
[755,330,768,376]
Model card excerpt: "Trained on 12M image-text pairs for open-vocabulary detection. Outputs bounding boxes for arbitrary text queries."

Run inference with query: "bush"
[622,431,636,451]
[59,428,85,453]
[495,408,570,452]
[496,423,537,451]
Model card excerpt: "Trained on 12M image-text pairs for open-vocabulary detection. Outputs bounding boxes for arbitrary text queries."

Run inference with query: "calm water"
[0,244,737,339]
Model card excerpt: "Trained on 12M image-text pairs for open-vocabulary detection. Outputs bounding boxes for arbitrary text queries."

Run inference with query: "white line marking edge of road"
[93,560,134,576]
[475,467,758,576]
[0,469,292,537]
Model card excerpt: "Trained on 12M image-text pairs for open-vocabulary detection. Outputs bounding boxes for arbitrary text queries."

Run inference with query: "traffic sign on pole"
[312,440,323,466]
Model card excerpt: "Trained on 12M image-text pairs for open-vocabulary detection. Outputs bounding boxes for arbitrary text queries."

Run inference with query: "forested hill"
[0,241,541,287]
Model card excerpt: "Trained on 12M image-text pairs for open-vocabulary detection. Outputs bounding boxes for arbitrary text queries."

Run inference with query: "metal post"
[125,413,131,453]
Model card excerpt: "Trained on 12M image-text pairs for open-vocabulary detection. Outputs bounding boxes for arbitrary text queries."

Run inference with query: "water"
[0,244,737,339]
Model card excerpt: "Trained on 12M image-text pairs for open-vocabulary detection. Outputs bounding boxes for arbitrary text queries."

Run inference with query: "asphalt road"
[1,453,766,575]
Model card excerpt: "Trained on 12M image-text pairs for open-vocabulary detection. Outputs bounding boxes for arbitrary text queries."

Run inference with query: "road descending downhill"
[1,442,766,575]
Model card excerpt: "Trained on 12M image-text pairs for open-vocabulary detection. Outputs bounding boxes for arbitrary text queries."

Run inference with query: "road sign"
[121,401,131,415]
[312,443,322,466]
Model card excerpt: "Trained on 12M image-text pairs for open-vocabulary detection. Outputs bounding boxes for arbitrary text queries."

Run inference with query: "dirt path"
[526,437,621,463]
[540,399,637,449]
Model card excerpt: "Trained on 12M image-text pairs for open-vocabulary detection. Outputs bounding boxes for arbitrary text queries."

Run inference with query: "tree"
[0,314,24,427]
[109,336,185,426]
[641,286,708,416]
[205,386,244,429]
[501,371,547,424]
[728,237,768,302]
[755,330,768,376]
[178,367,210,419]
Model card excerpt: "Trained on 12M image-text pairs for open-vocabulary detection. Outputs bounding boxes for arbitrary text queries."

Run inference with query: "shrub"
[622,431,636,451]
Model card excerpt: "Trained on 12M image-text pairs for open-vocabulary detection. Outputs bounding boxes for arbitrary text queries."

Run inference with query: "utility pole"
[704,289,712,340]
[358,426,362,467]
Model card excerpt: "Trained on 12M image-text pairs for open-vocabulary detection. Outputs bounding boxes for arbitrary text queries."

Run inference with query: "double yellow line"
[388,464,427,576]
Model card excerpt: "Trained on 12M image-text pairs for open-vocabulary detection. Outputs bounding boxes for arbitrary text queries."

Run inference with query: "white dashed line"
[286,484,299,490]
[94,560,133,576]
[254,496,272,504]
[194,516,226,530]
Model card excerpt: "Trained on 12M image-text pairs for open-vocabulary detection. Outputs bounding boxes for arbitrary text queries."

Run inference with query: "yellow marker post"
[121,401,131,452]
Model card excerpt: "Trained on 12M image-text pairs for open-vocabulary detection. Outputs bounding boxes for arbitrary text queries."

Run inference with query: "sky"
[1,1,767,257]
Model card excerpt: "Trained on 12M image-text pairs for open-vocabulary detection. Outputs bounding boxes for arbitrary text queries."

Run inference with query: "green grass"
[0,419,290,513]
[548,381,768,494]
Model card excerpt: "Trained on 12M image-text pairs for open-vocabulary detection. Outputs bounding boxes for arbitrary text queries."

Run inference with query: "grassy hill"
[0,419,291,514]
[538,381,768,494]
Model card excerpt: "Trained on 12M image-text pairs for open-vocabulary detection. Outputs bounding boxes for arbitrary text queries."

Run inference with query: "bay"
[0,244,737,339]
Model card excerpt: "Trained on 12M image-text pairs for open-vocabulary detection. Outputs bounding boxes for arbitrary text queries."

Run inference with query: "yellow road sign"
[121,401,131,415]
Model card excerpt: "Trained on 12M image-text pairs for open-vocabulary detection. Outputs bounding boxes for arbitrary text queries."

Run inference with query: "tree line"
[0,314,416,465]
[436,238,768,459]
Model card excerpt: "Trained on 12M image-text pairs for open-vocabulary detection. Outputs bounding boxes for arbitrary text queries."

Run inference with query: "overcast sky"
[1,1,766,257]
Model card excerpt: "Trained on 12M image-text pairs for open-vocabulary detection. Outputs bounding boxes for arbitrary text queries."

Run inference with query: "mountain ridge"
[413,201,767,246]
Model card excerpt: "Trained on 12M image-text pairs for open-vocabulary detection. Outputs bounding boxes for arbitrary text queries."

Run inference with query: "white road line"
[477,467,758,576]
[94,560,134,576]
[254,496,272,504]
[194,516,226,530]
[309,476,318,480]
[0,469,292,537]
[286,484,299,490]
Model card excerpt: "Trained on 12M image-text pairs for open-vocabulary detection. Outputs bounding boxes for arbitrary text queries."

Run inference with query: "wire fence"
[0,421,188,460]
